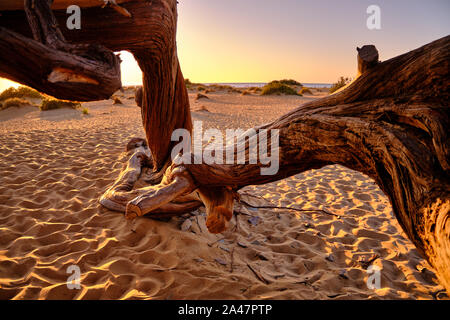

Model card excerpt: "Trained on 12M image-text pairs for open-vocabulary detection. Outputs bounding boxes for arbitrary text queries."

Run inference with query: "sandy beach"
[0,87,447,300]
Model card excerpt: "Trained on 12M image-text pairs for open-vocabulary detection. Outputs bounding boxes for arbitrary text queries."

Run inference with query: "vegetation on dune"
[185,79,198,90]
[195,93,209,101]
[299,87,313,95]
[0,86,43,101]
[0,97,36,110]
[184,80,312,96]
[248,86,262,93]
[112,96,123,104]
[329,76,351,93]
[184,81,245,94]
[209,84,233,91]
[39,98,81,111]
[268,79,302,87]
[228,87,243,94]
[261,82,301,96]
[82,107,89,115]
[0,86,83,112]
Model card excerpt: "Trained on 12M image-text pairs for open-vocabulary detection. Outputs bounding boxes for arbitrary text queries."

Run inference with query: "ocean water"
[205,82,331,88]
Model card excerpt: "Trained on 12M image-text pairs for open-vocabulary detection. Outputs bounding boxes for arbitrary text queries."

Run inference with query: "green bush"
[0,97,35,110]
[261,82,300,96]
[39,98,81,111]
[329,76,351,93]
[0,86,42,101]
[268,79,302,87]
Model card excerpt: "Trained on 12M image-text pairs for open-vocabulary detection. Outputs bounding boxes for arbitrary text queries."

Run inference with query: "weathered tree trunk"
[0,1,448,293]
[0,0,122,100]
[1,0,192,169]
[0,0,133,11]
[114,36,450,292]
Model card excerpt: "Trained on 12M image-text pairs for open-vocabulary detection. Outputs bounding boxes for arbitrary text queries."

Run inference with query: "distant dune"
[0,87,446,299]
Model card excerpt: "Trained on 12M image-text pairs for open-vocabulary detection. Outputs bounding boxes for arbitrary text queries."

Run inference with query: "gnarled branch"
[104,37,450,292]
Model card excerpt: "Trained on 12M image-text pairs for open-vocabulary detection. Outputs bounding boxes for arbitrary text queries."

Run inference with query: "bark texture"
[1,0,192,169]
[0,0,133,11]
[0,0,122,101]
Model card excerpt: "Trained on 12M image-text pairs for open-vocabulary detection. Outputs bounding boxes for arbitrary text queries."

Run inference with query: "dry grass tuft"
[299,87,313,95]
[0,86,42,101]
[112,96,123,105]
[39,98,81,111]
[195,93,209,101]
[261,82,300,96]
[0,97,36,110]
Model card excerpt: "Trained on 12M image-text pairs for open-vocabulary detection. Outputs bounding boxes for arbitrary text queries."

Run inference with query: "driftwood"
[105,36,450,292]
[0,1,448,292]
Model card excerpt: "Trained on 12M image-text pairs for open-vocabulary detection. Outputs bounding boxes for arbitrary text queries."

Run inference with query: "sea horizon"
[205,82,332,88]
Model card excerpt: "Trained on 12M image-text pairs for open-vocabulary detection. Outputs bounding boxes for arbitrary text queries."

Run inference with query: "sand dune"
[0,90,447,300]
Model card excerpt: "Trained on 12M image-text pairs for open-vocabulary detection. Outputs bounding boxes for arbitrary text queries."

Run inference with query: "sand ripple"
[0,94,446,299]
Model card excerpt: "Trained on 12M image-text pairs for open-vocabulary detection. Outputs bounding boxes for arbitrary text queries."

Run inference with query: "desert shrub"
[0,97,35,109]
[209,84,234,91]
[15,86,42,99]
[39,98,81,111]
[299,87,313,95]
[195,93,209,101]
[261,82,300,96]
[227,87,242,94]
[329,76,351,93]
[268,79,302,87]
[82,107,89,115]
[248,86,262,93]
[185,79,193,90]
[0,86,42,101]
[112,96,123,104]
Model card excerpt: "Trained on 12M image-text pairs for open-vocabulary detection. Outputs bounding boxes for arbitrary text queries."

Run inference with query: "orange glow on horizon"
[1,0,449,92]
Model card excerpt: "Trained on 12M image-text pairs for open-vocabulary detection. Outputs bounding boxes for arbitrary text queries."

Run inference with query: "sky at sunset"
[1,0,449,91]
